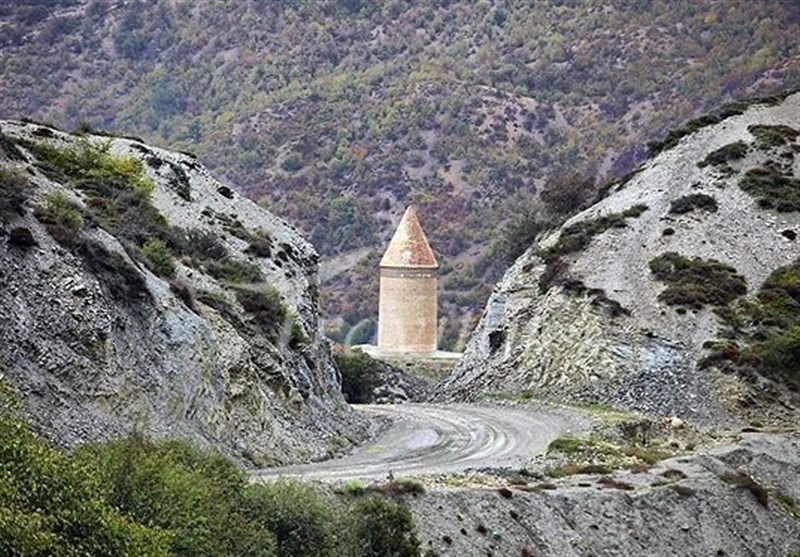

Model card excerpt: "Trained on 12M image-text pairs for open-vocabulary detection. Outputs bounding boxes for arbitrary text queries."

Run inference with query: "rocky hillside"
[409,433,800,556]
[438,92,800,426]
[2,1,800,345]
[0,120,370,466]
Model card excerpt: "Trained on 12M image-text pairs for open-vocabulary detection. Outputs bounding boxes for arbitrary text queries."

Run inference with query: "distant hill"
[2,0,800,343]
[438,91,800,427]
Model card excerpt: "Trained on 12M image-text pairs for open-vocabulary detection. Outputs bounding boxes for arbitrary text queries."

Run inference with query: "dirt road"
[252,403,589,482]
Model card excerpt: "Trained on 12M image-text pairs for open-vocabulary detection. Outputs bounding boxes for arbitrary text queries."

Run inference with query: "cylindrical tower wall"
[377,267,438,353]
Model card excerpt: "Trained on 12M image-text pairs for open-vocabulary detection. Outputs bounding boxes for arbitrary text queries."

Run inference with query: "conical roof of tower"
[380,206,439,269]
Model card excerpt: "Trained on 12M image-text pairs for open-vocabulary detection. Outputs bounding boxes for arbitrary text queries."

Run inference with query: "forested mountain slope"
[2,0,799,343]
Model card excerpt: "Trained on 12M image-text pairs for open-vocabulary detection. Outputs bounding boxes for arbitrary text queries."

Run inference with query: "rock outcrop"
[0,120,370,465]
[410,433,800,557]
[438,92,800,426]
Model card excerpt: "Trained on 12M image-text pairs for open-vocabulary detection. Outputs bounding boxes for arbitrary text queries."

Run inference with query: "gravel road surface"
[252,403,589,482]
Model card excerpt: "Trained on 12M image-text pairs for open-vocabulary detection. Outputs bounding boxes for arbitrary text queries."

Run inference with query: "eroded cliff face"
[438,93,800,426]
[0,121,370,465]
[410,433,800,557]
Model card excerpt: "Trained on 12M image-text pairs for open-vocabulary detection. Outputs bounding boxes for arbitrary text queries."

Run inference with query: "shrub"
[235,286,288,336]
[755,325,800,389]
[739,167,800,212]
[242,481,337,557]
[649,252,747,309]
[334,349,380,403]
[348,496,421,557]
[76,434,276,557]
[1,382,422,557]
[748,124,799,149]
[44,191,84,230]
[0,385,171,557]
[141,238,177,278]
[648,113,723,155]
[545,205,647,259]
[207,258,264,283]
[493,209,553,265]
[185,228,229,261]
[668,193,718,215]
[74,237,151,303]
[245,233,273,258]
[540,171,594,216]
[698,141,748,167]
[18,138,187,253]
[0,169,31,223]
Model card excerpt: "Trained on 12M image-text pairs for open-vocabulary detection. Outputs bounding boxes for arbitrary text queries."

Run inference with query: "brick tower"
[377,206,439,354]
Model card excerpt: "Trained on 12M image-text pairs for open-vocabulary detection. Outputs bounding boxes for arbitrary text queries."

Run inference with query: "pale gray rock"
[409,433,800,557]
[438,92,800,426]
[0,121,371,465]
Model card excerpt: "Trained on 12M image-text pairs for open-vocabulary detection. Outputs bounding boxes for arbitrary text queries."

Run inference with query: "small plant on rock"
[669,193,718,215]
[141,238,176,278]
[649,252,747,309]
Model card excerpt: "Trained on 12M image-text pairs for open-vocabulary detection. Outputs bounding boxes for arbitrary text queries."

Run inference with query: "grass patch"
[546,434,675,478]
[649,252,747,309]
[668,193,718,215]
[739,167,800,212]
[698,141,748,168]
[777,492,800,520]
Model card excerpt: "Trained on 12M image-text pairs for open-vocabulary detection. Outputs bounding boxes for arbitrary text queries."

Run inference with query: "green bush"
[76,435,274,557]
[334,349,380,403]
[493,209,553,265]
[349,496,421,557]
[35,191,85,244]
[235,286,288,336]
[0,169,31,223]
[697,141,748,168]
[18,138,187,253]
[242,481,336,557]
[739,167,800,212]
[668,193,718,215]
[0,384,171,557]
[545,204,647,259]
[142,238,177,278]
[756,325,800,389]
[649,252,747,309]
[207,258,264,283]
[748,124,799,149]
[706,258,800,392]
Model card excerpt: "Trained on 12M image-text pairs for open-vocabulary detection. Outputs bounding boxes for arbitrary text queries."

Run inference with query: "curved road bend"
[251,403,589,483]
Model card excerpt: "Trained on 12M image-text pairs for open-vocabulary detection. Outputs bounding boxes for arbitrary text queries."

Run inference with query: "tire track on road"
[251,403,589,482]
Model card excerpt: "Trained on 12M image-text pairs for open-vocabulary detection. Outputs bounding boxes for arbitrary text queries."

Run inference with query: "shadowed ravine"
[251,403,590,482]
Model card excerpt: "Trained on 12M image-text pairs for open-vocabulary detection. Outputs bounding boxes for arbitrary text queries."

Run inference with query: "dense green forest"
[0,381,419,556]
[2,0,799,346]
